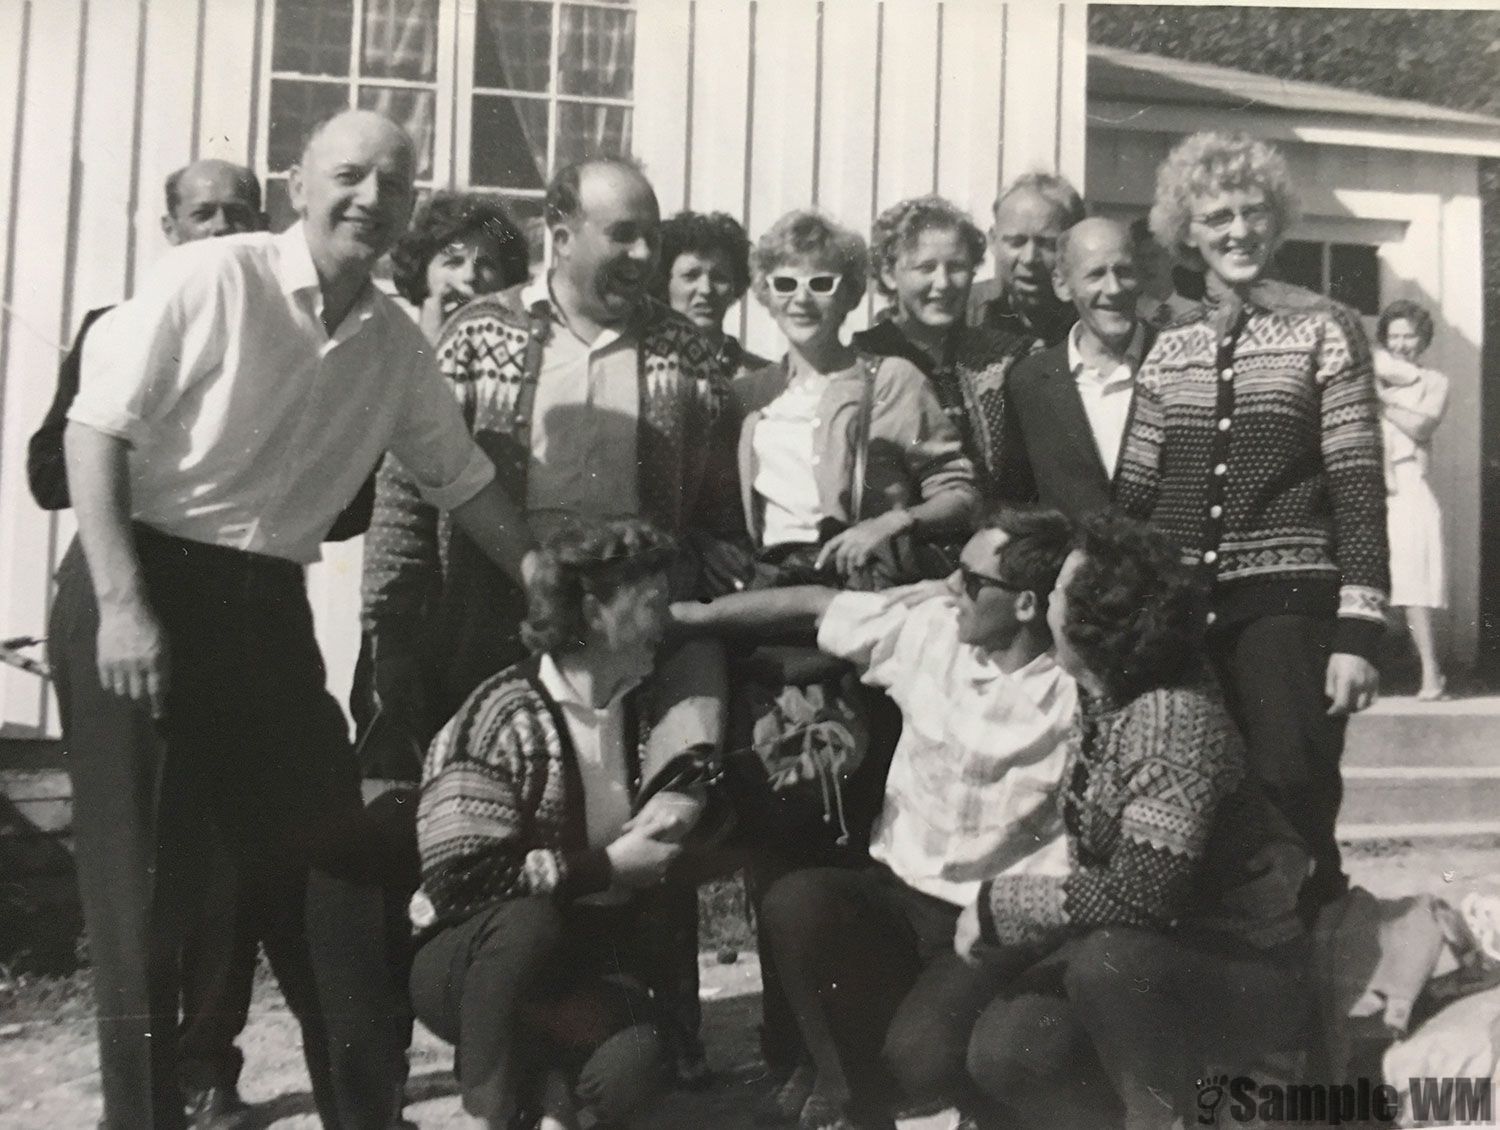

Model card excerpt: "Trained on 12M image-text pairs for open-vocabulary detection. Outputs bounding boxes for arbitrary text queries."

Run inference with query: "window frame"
[1274,237,1383,317]
[258,0,635,221]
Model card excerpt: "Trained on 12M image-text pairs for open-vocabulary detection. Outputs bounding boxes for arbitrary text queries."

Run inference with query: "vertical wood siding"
[0,0,1084,735]
[635,0,1087,358]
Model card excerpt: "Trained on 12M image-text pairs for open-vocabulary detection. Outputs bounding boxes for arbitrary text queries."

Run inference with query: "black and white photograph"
[1,1,1500,1127]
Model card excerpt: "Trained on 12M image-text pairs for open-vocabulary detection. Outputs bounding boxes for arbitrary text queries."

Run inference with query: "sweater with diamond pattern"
[1114,279,1389,658]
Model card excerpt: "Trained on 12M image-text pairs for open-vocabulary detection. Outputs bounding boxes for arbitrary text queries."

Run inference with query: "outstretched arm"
[670,585,839,640]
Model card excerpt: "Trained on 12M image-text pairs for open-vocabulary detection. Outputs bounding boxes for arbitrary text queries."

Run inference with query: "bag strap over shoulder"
[850,354,880,522]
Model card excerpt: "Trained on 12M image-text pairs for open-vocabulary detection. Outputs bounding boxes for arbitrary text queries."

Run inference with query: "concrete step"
[4,700,1497,843]
[1344,695,1500,768]
[1338,694,1500,837]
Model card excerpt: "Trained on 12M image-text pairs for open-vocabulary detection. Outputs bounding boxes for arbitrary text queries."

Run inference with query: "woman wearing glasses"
[1116,131,1389,920]
[853,195,1035,499]
[732,210,976,587]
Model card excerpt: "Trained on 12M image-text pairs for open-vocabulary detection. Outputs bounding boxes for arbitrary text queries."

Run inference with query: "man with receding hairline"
[966,172,1085,347]
[367,153,736,1087]
[51,109,536,1130]
[998,217,1151,520]
[28,159,266,511]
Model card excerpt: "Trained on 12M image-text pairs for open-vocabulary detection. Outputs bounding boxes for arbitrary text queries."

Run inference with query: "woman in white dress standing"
[1376,299,1450,700]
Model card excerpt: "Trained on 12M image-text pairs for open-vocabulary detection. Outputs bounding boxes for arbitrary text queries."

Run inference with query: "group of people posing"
[32,106,1451,1130]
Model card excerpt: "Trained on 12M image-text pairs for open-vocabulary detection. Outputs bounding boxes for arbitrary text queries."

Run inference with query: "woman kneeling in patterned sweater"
[957,512,1311,1130]
[408,518,706,1130]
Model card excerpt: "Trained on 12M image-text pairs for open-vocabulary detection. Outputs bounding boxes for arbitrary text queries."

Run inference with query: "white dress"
[1378,351,1448,609]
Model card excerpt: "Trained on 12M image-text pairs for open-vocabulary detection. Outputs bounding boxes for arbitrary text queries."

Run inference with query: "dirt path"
[4,839,1497,1129]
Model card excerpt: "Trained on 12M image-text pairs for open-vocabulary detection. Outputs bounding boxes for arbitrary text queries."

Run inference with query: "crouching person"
[409,519,699,1130]
[672,507,1080,1129]
[959,512,1312,1130]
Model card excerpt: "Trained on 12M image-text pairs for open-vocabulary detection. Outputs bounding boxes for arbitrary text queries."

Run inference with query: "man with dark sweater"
[998,218,1151,521]
[27,160,263,511]
[965,172,1084,351]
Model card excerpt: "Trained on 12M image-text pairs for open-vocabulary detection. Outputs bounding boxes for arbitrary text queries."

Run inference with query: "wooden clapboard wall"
[0,0,1086,737]
[635,0,1088,357]
[0,0,269,738]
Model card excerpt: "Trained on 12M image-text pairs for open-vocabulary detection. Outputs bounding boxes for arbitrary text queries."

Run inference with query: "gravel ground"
[3,837,1497,1129]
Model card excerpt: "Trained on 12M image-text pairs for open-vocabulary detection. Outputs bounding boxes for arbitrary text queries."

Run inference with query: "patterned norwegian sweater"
[855,315,1046,500]
[361,293,737,731]
[410,658,644,933]
[1115,278,1389,659]
[978,673,1307,954]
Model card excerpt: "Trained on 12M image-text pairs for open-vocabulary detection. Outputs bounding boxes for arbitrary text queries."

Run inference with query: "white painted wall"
[0,0,1086,735]
[1088,129,1487,666]
[634,0,1088,358]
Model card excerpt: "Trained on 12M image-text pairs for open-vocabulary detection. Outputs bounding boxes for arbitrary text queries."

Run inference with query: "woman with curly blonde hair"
[854,195,1032,498]
[1116,130,1389,919]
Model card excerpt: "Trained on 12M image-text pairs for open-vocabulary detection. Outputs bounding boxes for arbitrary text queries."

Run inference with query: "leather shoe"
[185,1084,254,1130]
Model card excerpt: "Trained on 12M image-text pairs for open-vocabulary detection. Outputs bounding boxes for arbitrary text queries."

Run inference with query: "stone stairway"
[1339,694,1500,838]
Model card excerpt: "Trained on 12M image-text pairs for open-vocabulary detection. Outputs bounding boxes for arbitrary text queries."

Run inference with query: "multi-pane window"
[1273,239,1381,316]
[262,0,635,235]
[263,0,445,230]
[463,0,635,227]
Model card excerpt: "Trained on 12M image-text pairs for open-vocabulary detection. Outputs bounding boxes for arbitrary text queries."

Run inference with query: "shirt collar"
[966,644,1063,687]
[274,222,381,332]
[538,652,640,712]
[274,223,322,296]
[522,275,640,350]
[1067,321,1145,381]
[521,276,551,316]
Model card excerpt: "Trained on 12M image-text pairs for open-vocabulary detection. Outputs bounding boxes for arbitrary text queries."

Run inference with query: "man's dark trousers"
[50,526,401,1130]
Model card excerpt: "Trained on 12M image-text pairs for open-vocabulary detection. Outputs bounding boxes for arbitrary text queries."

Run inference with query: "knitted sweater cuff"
[1333,616,1383,662]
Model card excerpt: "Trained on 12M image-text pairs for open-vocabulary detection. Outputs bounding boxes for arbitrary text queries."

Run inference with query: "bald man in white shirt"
[53,110,536,1130]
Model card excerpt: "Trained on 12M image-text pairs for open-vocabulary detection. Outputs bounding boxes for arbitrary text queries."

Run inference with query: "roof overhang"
[1088,45,1500,159]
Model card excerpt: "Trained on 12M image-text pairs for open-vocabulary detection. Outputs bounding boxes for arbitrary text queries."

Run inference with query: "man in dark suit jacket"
[998,218,1152,521]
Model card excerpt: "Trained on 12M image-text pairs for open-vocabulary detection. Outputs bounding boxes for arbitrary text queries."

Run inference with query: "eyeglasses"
[960,566,1025,602]
[767,272,840,297]
[1189,203,1276,235]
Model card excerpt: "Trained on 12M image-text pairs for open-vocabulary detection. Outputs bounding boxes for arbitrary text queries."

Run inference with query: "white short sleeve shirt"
[69,224,495,563]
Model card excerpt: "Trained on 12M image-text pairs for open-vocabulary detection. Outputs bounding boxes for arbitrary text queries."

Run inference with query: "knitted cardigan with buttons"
[1114,279,1389,659]
[978,672,1307,955]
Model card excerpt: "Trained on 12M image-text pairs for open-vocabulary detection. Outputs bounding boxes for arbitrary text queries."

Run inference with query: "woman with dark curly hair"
[853,195,1040,498]
[409,518,700,1130]
[1116,130,1389,917]
[357,193,531,777]
[957,512,1310,1130]
[1374,299,1449,699]
[389,191,530,339]
[657,210,770,378]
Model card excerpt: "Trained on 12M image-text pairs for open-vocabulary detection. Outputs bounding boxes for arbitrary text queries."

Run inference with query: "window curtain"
[359,0,439,177]
[478,1,635,184]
